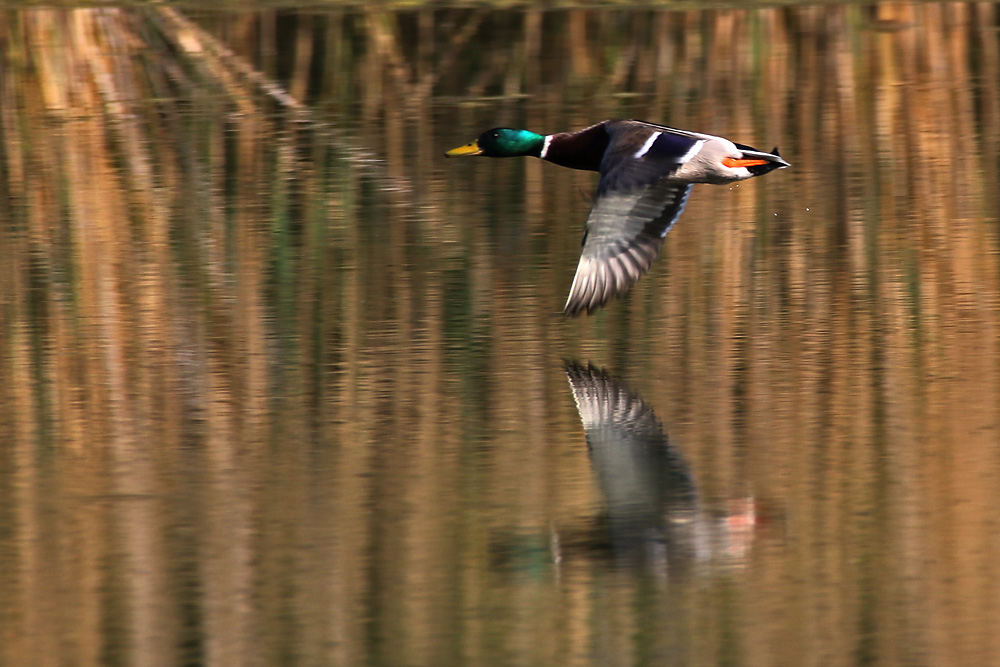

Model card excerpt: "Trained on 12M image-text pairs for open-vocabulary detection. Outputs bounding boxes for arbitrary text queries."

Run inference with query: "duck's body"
[446,119,789,315]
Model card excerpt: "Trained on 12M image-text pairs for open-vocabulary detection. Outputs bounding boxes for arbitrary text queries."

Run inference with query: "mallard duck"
[446,120,789,315]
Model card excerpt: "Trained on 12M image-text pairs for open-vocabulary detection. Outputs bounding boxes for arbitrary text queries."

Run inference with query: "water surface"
[2,4,1000,665]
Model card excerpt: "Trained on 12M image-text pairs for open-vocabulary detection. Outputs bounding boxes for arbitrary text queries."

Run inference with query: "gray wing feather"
[564,182,692,315]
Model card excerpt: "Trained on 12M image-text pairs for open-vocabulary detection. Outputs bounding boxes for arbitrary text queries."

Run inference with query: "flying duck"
[446,120,790,315]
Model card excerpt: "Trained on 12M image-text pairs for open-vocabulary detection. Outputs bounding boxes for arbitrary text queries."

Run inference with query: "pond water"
[2,4,1000,665]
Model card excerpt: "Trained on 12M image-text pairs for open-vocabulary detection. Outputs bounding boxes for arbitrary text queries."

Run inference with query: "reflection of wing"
[564,363,698,552]
[564,183,692,315]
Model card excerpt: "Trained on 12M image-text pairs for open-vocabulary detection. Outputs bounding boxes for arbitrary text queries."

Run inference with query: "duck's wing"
[597,122,707,193]
[563,122,702,315]
[563,181,692,315]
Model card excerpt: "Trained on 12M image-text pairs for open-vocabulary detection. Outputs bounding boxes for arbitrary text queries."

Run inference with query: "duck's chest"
[542,124,610,172]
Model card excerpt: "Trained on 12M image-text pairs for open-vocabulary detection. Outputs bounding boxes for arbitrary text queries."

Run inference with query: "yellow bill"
[445,141,483,157]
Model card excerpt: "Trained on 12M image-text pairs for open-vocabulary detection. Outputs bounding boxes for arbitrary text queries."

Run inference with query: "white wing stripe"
[633,132,661,159]
[678,139,705,165]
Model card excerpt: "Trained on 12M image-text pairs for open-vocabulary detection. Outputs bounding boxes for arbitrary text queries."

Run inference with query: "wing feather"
[564,182,692,315]
[562,121,700,315]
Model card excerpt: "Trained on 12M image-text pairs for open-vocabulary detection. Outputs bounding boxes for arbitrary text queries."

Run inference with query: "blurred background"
[2,3,1000,665]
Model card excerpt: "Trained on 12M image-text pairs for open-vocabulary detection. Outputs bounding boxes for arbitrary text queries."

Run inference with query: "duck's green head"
[446,128,545,158]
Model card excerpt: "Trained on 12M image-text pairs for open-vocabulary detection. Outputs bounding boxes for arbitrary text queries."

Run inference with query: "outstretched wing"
[563,181,692,315]
[563,122,701,316]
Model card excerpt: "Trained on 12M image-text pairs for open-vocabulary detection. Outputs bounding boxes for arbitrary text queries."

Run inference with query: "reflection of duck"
[565,362,700,566]
[565,363,755,570]
[447,120,789,315]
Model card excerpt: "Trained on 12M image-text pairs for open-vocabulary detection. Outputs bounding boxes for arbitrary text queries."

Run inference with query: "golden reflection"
[1,4,999,666]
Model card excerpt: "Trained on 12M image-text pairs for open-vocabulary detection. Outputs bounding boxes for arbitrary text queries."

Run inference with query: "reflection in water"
[564,362,753,571]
